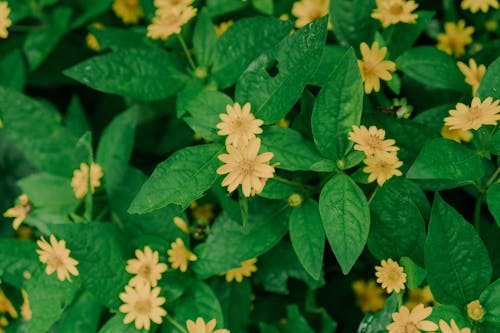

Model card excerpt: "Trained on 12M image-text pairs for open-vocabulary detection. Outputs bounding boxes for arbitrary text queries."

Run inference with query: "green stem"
[274,176,313,190]
[485,166,500,188]
[368,186,379,204]
[176,34,197,71]
[166,315,188,333]
[474,193,484,234]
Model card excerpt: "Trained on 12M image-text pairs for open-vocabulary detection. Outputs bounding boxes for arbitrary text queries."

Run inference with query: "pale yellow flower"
[352,280,386,313]
[147,6,197,40]
[444,97,500,131]
[223,258,257,283]
[154,0,193,10]
[466,300,485,321]
[126,246,168,287]
[371,0,419,28]
[387,304,438,333]
[0,1,11,39]
[167,238,197,272]
[214,20,233,36]
[112,0,143,24]
[186,317,229,333]
[191,203,215,222]
[440,125,473,143]
[20,290,31,321]
[437,20,474,57]
[404,285,437,310]
[36,235,79,282]
[119,283,167,330]
[71,162,104,199]
[217,138,276,197]
[375,258,406,293]
[348,125,399,158]
[364,153,403,186]
[3,194,32,230]
[216,102,264,148]
[439,319,471,333]
[357,42,396,94]
[291,0,332,29]
[173,216,190,234]
[0,289,17,318]
[461,0,499,13]
[457,59,486,96]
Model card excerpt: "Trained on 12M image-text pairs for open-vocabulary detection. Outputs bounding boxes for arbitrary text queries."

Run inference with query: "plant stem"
[274,176,313,190]
[176,34,197,72]
[474,193,484,234]
[368,186,379,204]
[485,166,500,188]
[166,315,188,333]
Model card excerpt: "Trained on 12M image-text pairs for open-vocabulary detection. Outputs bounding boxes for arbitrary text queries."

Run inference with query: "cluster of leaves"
[0,0,500,332]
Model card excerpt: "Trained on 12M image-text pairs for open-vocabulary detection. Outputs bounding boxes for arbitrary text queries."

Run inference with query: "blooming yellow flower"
[71,162,104,199]
[186,317,229,333]
[404,286,437,310]
[167,238,197,272]
[444,97,500,131]
[291,0,332,29]
[3,194,32,230]
[112,0,143,24]
[216,102,264,148]
[375,258,406,293]
[223,258,257,283]
[364,153,403,186]
[119,283,167,330]
[357,42,396,94]
[466,300,485,321]
[352,280,386,313]
[217,138,276,197]
[173,216,190,234]
[440,125,473,143]
[0,289,17,318]
[154,0,193,10]
[20,290,31,321]
[461,0,499,13]
[457,59,486,96]
[371,0,419,28]
[126,246,168,287]
[387,304,438,333]
[147,6,197,40]
[439,319,471,333]
[36,235,79,282]
[437,20,474,57]
[214,20,233,36]
[348,125,399,158]
[0,2,11,39]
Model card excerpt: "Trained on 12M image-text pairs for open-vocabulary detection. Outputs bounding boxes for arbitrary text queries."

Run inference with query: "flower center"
[403,323,419,333]
[139,265,152,278]
[24,203,33,214]
[389,4,404,15]
[134,300,152,315]
[48,254,65,269]
[124,0,138,8]
[239,160,255,175]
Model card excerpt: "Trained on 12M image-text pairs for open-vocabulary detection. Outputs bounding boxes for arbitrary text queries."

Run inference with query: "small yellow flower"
[457,59,486,96]
[0,2,11,39]
[223,258,257,282]
[375,258,407,293]
[439,319,471,333]
[437,20,474,57]
[404,286,437,310]
[357,42,396,94]
[461,0,499,13]
[20,290,31,321]
[217,138,276,197]
[186,317,229,333]
[167,238,197,272]
[86,22,105,52]
[387,304,438,333]
[3,194,32,230]
[291,0,332,29]
[348,125,399,158]
[288,193,303,207]
[147,6,197,41]
[173,216,190,234]
[0,289,17,319]
[214,20,233,36]
[466,300,485,321]
[364,153,403,186]
[126,246,168,287]
[352,280,386,313]
[119,283,167,330]
[216,102,264,148]
[155,0,193,10]
[0,316,7,332]
[112,0,143,24]
[71,162,104,199]
[440,125,473,143]
[371,0,419,28]
[36,235,79,282]
[444,97,500,131]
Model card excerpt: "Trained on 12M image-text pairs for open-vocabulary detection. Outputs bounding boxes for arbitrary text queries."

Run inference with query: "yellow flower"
[216,102,264,148]
[20,290,31,321]
[191,203,215,222]
[126,246,168,287]
[440,125,473,143]
[444,97,500,131]
[457,59,486,96]
[375,258,406,293]
[112,0,143,24]
[466,300,485,321]
[404,286,437,310]
[0,317,7,332]
[155,0,193,10]
[0,289,17,318]
[461,0,499,13]
[119,283,167,330]
[223,258,257,282]
[86,23,105,52]
[352,280,386,313]
[437,20,474,57]
[36,235,79,282]
[3,194,32,230]
[357,42,396,94]
[147,6,197,41]
[167,238,197,272]
[217,138,276,197]
[186,317,229,333]
[348,125,399,158]
[0,2,11,39]
[371,0,419,28]
[291,0,332,29]
[439,319,471,333]
[71,162,104,199]
[364,153,403,186]
[214,20,233,36]
[288,193,303,207]
[173,216,190,234]
[387,304,438,333]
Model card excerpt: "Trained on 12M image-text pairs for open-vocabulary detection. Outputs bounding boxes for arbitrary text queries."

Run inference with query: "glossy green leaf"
[252,0,273,14]
[477,56,500,100]
[0,50,25,91]
[211,278,252,332]
[480,278,500,323]
[193,9,217,67]
[330,0,379,47]
[487,183,500,228]
[487,131,500,155]
[400,257,426,289]
[282,305,315,333]
[308,45,347,86]
[0,240,38,288]
[54,292,104,333]
[357,293,398,333]
[65,96,90,138]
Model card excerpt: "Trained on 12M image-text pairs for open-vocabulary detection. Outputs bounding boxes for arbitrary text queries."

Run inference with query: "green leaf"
[487,183,500,228]
[400,257,426,289]
[70,0,114,28]
[0,240,38,288]
[289,199,325,280]
[193,9,218,67]
[64,48,188,101]
[487,131,500,156]
[211,278,252,332]
[65,96,90,138]
[357,293,398,333]
[258,178,296,200]
[480,278,500,323]
[129,144,224,213]
[477,56,500,100]
[235,16,328,124]
[206,0,248,17]
[425,195,492,308]
[426,305,470,331]
[211,17,292,89]
[252,0,273,14]
[282,305,314,333]
[311,48,363,161]
[308,45,347,87]
[54,292,103,333]
[319,174,370,274]
[0,50,26,91]
[396,47,467,91]
[91,27,149,51]
[330,0,379,47]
